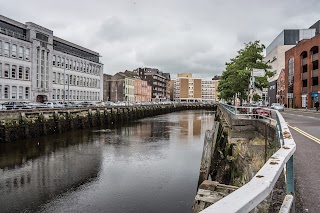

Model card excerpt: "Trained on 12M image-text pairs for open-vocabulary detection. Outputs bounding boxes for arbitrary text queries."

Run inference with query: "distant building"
[0,15,103,103]
[162,73,171,101]
[103,71,151,102]
[264,29,316,105]
[169,79,174,101]
[212,75,220,102]
[133,67,169,101]
[201,80,215,102]
[178,73,192,78]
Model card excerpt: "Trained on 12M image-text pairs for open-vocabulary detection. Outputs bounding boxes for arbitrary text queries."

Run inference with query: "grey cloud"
[1,0,320,78]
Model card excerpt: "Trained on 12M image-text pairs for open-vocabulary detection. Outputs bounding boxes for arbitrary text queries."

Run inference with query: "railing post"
[286,155,295,213]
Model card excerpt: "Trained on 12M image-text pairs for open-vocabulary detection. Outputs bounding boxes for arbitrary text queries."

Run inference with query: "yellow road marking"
[287,124,320,144]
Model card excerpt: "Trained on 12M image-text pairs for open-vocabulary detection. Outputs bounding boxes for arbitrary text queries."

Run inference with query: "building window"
[25,48,30,60]
[4,64,9,78]
[57,56,61,67]
[62,58,64,67]
[66,59,69,69]
[0,63,2,78]
[19,86,23,99]
[52,89,56,100]
[19,46,23,59]
[4,42,9,56]
[288,58,294,93]
[0,85,2,99]
[53,55,56,66]
[25,67,30,80]
[25,87,30,99]
[57,89,60,99]
[53,72,56,83]
[12,86,17,99]
[0,40,2,55]
[12,44,17,57]
[11,65,16,79]
[18,66,23,79]
[4,85,9,99]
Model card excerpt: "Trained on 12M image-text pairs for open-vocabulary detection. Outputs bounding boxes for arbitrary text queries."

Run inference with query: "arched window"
[288,58,294,93]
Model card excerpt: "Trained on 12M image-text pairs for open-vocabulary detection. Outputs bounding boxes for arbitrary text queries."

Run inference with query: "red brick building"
[285,34,320,108]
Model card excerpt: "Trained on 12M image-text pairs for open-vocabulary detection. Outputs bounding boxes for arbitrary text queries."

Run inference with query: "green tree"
[252,93,261,102]
[218,41,273,103]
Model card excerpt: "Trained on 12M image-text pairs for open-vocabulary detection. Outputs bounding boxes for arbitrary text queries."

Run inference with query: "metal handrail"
[201,103,296,213]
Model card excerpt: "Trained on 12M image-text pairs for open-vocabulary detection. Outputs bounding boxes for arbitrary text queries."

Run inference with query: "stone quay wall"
[0,104,216,143]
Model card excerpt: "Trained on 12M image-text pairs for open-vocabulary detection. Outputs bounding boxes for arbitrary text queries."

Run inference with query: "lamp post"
[63,57,66,105]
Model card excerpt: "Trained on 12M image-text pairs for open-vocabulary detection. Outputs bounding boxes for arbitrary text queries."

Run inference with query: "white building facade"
[201,80,215,102]
[0,15,103,103]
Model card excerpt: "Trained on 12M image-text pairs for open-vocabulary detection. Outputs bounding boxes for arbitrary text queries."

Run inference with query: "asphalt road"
[281,109,320,212]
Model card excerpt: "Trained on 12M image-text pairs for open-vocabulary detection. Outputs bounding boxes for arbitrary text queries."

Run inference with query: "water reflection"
[0,110,215,213]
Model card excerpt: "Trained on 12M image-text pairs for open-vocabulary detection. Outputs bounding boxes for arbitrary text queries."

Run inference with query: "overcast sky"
[1,0,319,78]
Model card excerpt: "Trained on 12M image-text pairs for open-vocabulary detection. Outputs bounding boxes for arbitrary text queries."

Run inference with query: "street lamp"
[63,57,66,104]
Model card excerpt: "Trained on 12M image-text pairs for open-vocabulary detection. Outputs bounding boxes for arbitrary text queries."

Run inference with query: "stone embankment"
[0,104,216,143]
[193,105,283,213]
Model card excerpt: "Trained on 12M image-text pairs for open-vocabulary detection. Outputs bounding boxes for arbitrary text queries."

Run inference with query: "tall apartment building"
[0,15,103,103]
[173,73,202,102]
[133,68,169,101]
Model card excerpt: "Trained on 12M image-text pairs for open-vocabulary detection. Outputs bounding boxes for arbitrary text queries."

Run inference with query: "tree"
[218,41,273,103]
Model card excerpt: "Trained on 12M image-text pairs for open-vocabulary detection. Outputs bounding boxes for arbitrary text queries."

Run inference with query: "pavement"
[280,109,320,212]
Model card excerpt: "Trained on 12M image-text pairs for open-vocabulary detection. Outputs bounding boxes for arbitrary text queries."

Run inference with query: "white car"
[271,103,284,111]
[44,102,64,108]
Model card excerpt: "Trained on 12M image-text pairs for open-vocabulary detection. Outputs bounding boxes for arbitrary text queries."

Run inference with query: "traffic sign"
[252,69,265,77]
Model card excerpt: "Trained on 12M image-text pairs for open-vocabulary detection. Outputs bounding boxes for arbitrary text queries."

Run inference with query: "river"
[0,110,215,213]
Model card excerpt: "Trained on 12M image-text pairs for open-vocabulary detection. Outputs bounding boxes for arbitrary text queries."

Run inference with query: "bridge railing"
[201,103,296,213]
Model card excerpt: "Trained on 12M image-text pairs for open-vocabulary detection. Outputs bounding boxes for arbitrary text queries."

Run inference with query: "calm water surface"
[0,110,215,213]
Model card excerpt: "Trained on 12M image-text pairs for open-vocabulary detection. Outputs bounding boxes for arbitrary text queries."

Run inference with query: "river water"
[0,110,215,213]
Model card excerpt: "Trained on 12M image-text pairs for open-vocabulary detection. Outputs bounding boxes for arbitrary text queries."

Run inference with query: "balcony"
[312,85,318,93]
[302,72,308,80]
[302,87,308,93]
[312,53,319,61]
[312,69,318,77]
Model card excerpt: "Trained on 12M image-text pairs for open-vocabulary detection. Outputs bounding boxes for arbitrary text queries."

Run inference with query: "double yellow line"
[288,124,320,144]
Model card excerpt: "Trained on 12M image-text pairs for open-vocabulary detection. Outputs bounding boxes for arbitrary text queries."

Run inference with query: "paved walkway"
[281,110,320,212]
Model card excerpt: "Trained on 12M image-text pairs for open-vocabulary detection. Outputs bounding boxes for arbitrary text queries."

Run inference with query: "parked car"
[1,102,30,110]
[25,102,47,109]
[253,107,271,118]
[44,102,64,108]
[239,104,258,114]
[271,103,284,111]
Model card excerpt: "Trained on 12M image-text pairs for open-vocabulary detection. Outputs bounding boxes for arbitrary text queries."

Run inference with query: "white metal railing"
[201,103,296,213]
